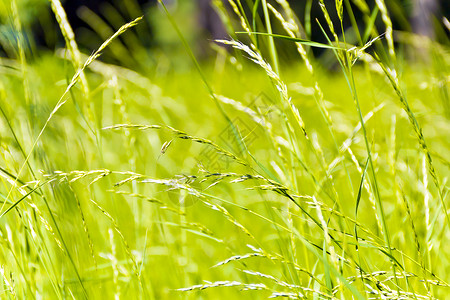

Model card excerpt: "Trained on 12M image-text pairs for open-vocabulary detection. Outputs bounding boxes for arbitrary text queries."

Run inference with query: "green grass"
[0,0,449,298]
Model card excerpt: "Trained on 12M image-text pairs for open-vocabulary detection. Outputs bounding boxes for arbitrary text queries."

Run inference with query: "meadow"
[0,0,449,298]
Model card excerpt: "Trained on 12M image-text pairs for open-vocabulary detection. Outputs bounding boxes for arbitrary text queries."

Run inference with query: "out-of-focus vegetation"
[0,0,449,299]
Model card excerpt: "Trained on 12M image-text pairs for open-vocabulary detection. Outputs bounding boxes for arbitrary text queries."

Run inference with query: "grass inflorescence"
[0,0,448,298]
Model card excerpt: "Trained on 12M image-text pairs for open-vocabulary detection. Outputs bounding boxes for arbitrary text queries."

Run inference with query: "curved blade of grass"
[103,124,248,166]
[363,6,380,43]
[0,106,39,182]
[375,57,450,228]
[355,157,370,248]
[261,0,279,74]
[236,31,344,49]
[322,238,333,296]
[0,167,43,197]
[354,156,370,291]
[293,228,365,299]
[0,180,52,219]
[0,16,143,213]
[343,0,362,45]
[315,18,400,289]
[0,17,143,299]
[157,1,231,122]
[49,0,89,96]
[158,0,269,176]
[252,0,261,48]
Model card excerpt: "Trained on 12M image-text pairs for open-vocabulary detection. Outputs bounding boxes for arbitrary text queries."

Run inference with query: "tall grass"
[0,0,448,298]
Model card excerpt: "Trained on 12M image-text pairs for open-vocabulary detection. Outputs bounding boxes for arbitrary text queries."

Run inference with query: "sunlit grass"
[0,0,449,299]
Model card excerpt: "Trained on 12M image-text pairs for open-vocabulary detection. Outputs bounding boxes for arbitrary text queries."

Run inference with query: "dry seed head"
[104,123,248,166]
[215,94,272,130]
[213,252,263,268]
[267,5,332,125]
[216,40,308,137]
[269,292,300,299]
[274,0,299,32]
[160,140,173,155]
[226,0,252,34]
[49,0,89,96]
[318,0,339,42]
[2,16,142,212]
[0,266,17,299]
[375,0,395,62]
[68,182,95,264]
[178,280,242,291]
[90,198,139,276]
[336,0,344,22]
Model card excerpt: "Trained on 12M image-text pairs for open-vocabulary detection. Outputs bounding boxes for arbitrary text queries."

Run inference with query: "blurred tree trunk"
[198,0,227,40]
[411,0,439,39]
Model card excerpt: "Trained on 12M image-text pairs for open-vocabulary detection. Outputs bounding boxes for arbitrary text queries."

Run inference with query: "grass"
[0,0,449,298]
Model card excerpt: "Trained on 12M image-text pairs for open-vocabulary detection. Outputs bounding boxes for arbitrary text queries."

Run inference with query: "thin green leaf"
[236,31,344,49]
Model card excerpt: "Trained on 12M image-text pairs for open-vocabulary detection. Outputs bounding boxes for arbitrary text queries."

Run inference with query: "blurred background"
[0,1,449,298]
[1,0,449,71]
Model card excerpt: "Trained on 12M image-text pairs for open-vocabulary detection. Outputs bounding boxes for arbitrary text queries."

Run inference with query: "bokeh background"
[1,0,449,69]
[0,0,449,299]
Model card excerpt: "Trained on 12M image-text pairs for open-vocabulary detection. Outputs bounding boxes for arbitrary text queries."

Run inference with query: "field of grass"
[0,0,449,298]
